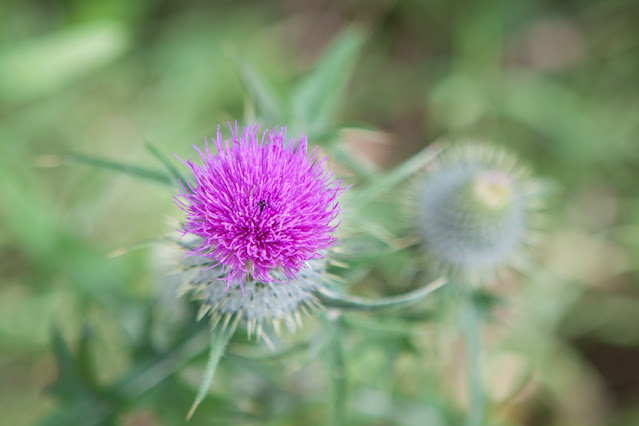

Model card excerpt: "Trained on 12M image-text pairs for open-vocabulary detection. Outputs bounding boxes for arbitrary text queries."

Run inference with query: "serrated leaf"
[43,327,114,426]
[36,403,115,426]
[316,277,447,311]
[48,326,97,401]
[62,152,173,185]
[291,26,366,137]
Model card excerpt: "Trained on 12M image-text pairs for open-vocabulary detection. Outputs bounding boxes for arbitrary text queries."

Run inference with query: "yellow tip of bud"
[472,171,513,211]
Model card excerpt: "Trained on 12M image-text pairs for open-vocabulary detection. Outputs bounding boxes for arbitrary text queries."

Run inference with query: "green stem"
[329,315,347,426]
[462,296,484,426]
[315,277,446,311]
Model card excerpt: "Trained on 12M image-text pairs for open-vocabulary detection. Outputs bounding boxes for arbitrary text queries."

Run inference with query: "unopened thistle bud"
[414,143,543,277]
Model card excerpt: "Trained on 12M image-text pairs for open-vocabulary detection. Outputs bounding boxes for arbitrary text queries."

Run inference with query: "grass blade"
[352,140,444,206]
[291,26,366,136]
[62,152,172,185]
[231,54,283,123]
[145,142,192,189]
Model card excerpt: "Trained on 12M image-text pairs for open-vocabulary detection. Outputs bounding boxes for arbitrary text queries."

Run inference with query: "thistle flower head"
[414,143,543,277]
[175,123,345,290]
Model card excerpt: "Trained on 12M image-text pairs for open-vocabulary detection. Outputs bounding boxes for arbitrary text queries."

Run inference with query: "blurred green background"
[2,0,639,425]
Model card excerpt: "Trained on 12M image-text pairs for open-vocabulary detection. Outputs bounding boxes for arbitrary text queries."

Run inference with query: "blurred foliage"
[2,0,639,425]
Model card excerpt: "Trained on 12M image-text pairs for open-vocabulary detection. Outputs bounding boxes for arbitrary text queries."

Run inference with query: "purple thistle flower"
[175,123,345,291]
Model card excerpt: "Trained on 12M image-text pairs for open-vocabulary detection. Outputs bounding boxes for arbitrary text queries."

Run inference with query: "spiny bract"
[179,240,326,339]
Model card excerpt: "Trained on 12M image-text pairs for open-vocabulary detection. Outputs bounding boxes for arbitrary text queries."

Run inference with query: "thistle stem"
[315,277,447,312]
[462,296,485,426]
[328,314,347,426]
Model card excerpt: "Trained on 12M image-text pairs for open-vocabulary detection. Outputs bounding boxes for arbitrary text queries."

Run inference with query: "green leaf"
[332,143,377,181]
[227,335,322,361]
[291,26,366,136]
[42,327,114,426]
[0,22,128,102]
[316,277,447,311]
[231,54,283,123]
[187,318,238,420]
[145,141,192,189]
[342,315,430,336]
[499,77,601,163]
[37,403,115,426]
[48,326,99,401]
[114,331,210,401]
[62,152,173,185]
[352,141,444,206]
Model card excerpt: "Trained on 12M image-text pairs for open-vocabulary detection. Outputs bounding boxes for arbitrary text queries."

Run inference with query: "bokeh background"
[1,0,639,425]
